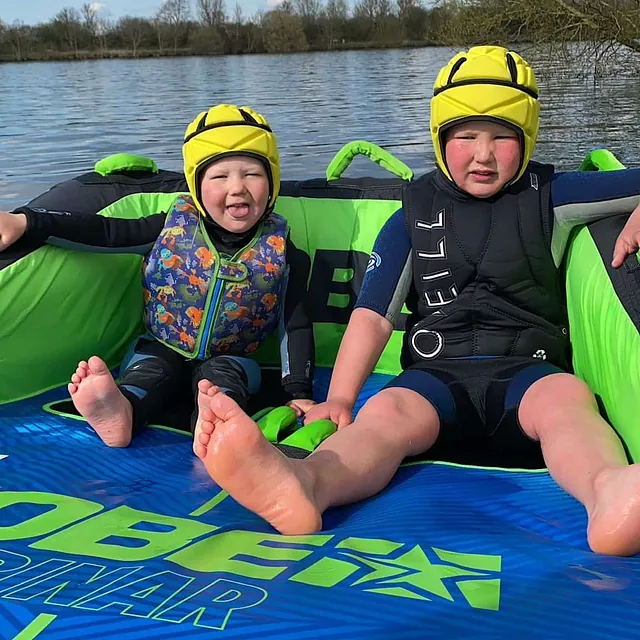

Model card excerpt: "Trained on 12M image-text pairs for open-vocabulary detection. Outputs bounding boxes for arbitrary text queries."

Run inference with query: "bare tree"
[81,2,99,47]
[325,0,349,45]
[524,0,640,54]
[157,0,191,53]
[233,1,244,23]
[397,0,426,39]
[245,11,263,51]
[197,0,226,27]
[354,0,393,24]
[191,0,226,54]
[55,7,82,54]
[295,0,322,20]
[153,15,165,52]
[294,0,322,44]
[6,20,32,60]
[326,0,349,22]
[435,0,640,69]
[118,16,145,57]
[95,16,111,53]
[232,2,243,40]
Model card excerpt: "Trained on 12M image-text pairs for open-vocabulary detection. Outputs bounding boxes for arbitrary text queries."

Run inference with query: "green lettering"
[76,570,192,618]
[290,537,404,588]
[0,548,31,575]
[3,563,138,606]
[0,559,73,595]
[32,506,217,562]
[337,537,404,555]
[168,530,332,579]
[0,492,102,541]
[153,578,267,630]
[290,557,359,588]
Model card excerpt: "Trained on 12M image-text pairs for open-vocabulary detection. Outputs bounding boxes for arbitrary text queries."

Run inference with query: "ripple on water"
[1,48,640,208]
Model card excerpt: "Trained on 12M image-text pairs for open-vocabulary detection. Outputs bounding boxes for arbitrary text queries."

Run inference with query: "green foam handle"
[256,406,298,443]
[280,419,338,452]
[95,153,159,176]
[326,140,414,181]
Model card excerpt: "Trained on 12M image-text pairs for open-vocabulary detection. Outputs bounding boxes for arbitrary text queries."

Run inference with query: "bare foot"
[68,356,133,448]
[194,389,322,535]
[587,464,640,556]
[192,379,217,454]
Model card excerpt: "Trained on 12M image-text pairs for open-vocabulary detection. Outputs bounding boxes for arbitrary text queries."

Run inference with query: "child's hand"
[0,211,27,252]
[304,399,353,429]
[287,398,316,418]
[612,204,640,267]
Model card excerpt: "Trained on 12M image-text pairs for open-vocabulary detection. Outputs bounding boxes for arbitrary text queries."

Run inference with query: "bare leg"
[302,387,440,509]
[68,356,133,447]
[194,386,440,534]
[519,373,640,556]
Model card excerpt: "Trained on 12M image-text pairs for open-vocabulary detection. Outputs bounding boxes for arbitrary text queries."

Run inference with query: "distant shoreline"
[0,40,442,63]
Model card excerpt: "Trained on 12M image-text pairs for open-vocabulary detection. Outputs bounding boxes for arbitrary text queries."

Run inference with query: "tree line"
[1,0,638,67]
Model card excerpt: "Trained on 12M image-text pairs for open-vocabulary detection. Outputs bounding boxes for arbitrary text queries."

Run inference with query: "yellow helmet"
[183,104,280,216]
[430,45,539,184]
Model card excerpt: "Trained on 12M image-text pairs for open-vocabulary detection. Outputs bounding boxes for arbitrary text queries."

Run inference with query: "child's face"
[444,121,521,198]
[200,156,270,233]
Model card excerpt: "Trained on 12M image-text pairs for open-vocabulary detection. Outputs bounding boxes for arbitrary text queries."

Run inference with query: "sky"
[0,0,279,26]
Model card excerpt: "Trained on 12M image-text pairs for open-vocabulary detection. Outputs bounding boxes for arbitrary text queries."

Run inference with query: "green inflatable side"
[567,149,640,460]
[1,191,184,404]
[254,193,405,373]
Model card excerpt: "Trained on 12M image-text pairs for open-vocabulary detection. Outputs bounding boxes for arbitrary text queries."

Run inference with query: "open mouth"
[226,203,251,218]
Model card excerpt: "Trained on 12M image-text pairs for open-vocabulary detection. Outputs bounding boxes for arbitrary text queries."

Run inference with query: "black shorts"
[385,357,565,468]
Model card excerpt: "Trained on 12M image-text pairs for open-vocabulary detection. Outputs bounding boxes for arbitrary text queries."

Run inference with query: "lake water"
[2,47,640,208]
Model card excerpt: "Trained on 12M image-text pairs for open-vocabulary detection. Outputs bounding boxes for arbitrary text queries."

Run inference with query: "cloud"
[266,0,284,8]
[89,2,107,13]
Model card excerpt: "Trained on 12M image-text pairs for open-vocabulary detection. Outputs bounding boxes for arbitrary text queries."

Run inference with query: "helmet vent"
[196,113,208,133]
[447,57,466,85]
[239,108,258,124]
[506,53,518,83]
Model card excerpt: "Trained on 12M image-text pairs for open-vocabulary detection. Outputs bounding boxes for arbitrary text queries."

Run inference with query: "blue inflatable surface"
[1,380,640,640]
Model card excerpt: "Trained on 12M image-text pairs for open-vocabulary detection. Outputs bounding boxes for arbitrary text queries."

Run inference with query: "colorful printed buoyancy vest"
[142,195,288,360]
[402,162,571,370]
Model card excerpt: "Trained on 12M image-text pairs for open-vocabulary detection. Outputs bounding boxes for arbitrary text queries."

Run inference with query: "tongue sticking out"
[227,203,250,219]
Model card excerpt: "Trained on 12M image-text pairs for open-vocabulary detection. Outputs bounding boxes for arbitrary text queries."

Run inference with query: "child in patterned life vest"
[0,104,315,449]
[187,48,640,557]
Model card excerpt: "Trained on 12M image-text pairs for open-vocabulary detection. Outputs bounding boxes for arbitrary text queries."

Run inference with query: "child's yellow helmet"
[183,104,280,216]
[430,45,539,184]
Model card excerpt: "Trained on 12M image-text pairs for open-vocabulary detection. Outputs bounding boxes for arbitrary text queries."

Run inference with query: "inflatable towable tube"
[1,143,640,640]
[2,142,639,457]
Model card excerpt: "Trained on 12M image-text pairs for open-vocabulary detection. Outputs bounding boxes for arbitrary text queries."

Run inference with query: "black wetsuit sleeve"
[549,167,640,264]
[354,207,412,323]
[15,206,167,255]
[280,235,314,400]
